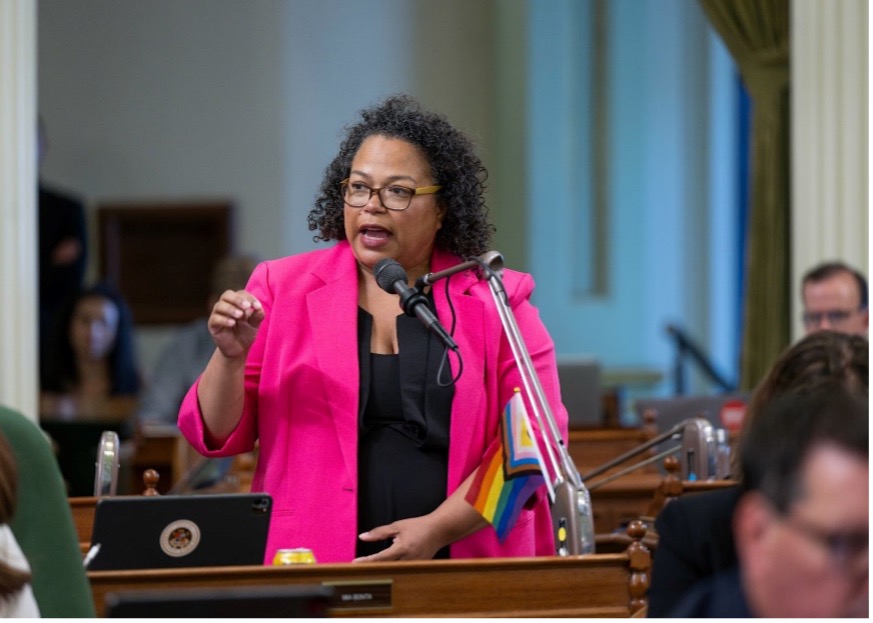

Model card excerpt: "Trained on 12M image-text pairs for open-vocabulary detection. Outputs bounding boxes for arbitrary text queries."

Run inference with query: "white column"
[0,0,38,421]
[791,0,868,339]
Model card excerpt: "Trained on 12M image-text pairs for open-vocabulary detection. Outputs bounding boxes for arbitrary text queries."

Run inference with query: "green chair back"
[0,405,95,617]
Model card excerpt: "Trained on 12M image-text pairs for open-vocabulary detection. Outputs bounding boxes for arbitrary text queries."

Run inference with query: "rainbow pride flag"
[465,390,546,541]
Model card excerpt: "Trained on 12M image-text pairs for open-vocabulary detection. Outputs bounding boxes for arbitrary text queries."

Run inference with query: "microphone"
[374,258,459,352]
[93,430,120,496]
[680,417,715,481]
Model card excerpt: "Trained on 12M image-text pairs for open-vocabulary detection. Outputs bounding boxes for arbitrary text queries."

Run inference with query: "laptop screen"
[86,493,272,571]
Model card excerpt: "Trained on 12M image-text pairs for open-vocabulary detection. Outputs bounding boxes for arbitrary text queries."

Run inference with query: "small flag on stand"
[465,389,546,541]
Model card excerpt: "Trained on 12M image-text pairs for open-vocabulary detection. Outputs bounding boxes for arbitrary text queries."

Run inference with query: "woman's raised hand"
[207,289,265,359]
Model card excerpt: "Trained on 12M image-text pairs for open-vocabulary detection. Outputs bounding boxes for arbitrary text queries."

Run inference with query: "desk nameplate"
[323,579,393,612]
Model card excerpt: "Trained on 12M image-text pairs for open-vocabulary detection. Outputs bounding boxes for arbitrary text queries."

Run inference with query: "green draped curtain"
[698,0,790,390]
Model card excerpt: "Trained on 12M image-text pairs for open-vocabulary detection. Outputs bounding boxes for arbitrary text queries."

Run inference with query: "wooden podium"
[76,494,650,616]
[89,546,649,618]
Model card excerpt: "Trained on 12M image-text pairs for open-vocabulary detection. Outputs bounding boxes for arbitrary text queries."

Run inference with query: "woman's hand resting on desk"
[354,515,446,562]
[353,478,488,562]
[208,289,265,359]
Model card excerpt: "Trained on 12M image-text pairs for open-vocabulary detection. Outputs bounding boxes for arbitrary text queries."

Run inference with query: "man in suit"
[37,117,88,363]
[801,261,868,336]
[667,384,868,617]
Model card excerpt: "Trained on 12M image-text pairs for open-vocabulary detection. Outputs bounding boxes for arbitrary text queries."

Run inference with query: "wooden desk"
[89,549,648,618]
[70,480,657,560]
[71,496,99,554]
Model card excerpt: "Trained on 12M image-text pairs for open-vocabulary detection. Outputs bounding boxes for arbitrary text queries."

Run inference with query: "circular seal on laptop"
[159,519,201,557]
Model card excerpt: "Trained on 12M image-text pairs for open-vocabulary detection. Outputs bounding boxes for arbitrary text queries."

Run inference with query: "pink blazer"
[178,242,568,563]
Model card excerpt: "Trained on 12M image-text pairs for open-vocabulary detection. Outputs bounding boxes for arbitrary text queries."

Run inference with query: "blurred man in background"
[801,261,868,336]
[38,117,88,364]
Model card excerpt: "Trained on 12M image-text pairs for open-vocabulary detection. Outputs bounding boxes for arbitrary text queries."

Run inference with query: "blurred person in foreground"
[648,330,867,616]
[801,260,868,336]
[178,95,567,564]
[668,384,868,617]
[0,430,40,617]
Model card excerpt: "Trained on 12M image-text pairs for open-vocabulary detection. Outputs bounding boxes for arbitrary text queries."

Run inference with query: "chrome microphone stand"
[94,430,120,496]
[421,251,595,555]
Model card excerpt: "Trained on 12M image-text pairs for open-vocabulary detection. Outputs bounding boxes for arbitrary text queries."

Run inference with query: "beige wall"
[791,0,869,339]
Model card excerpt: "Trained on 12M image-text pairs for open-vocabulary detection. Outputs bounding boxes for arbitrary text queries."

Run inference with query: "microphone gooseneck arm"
[667,324,735,393]
[580,416,717,488]
[479,251,595,555]
[392,251,595,555]
[416,251,505,288]
[417,259,480,288]
[585,445,681,491]
[580,421,685,482]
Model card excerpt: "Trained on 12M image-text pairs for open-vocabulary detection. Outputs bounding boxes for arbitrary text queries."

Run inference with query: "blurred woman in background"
[39,281,140,496]
[40,281,139,399]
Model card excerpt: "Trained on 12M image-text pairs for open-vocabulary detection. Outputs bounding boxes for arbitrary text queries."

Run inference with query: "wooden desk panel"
[588,473,663,534]
[71,496,98,554]
[89,554,638,618]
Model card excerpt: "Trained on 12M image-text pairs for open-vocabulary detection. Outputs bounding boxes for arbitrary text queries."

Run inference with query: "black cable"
[436,273,463,387]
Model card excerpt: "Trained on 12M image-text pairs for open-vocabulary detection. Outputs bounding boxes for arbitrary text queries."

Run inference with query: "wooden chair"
[592,455,736,555]
[643,455,736,520]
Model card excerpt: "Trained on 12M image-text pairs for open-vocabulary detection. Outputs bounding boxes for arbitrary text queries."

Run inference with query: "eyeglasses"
[340,178,441,211]
[784,515,869,570]
[801,308,865,328]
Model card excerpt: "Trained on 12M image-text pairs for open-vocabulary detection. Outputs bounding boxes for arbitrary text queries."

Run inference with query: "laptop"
[86,493,272,571]
[105,584,333,618]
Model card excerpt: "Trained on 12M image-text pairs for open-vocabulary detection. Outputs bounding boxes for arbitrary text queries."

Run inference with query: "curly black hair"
[308,94,494,259]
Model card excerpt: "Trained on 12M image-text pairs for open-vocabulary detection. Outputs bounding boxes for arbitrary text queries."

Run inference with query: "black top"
[356,305,454,559]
